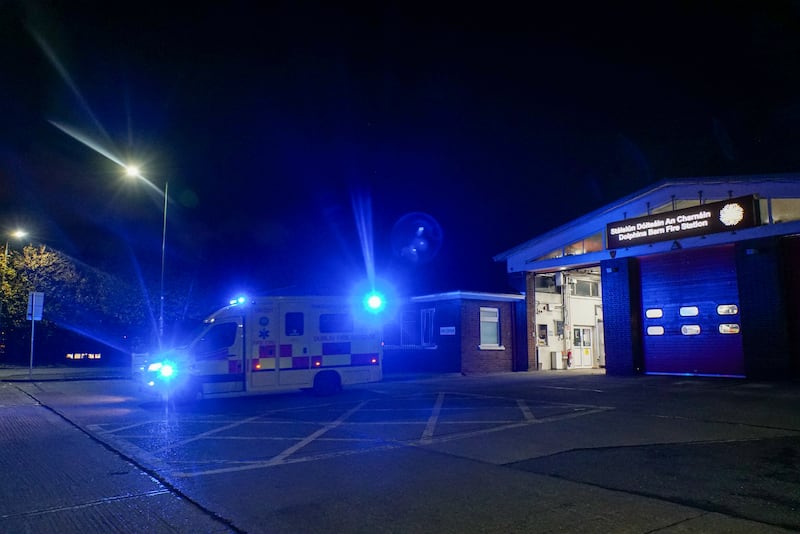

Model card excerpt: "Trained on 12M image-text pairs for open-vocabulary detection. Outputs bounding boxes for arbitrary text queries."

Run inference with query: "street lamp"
[3,229,28,265]
[124,165,168,345]
[2,229,28,292]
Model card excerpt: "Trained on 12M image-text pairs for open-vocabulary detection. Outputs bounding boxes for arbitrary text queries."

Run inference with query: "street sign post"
[27,292,44,379]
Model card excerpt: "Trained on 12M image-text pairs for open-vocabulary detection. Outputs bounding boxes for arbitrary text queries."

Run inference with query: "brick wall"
[599,257,643,375]
[737,237,793,378]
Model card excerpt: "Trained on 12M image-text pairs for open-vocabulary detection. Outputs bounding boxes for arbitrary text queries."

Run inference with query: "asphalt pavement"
[1,366,799,533]
[0,379,237,533]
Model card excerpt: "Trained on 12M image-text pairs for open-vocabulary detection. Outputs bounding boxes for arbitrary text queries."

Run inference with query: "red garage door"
[639,245,744,377]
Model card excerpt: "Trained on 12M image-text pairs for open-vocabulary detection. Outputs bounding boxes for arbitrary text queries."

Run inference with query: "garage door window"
[681,325,701,336]
[719,323,741,334]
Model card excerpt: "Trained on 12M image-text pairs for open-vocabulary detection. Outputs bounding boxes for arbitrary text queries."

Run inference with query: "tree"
[1,244,218,363]
[1,245,148,363]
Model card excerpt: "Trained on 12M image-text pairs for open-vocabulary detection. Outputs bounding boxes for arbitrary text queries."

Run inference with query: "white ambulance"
[134,295,383,400]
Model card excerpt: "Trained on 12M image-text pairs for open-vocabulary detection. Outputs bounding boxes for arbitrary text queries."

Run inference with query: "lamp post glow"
[125,165,168,344]
[3,230,28,267]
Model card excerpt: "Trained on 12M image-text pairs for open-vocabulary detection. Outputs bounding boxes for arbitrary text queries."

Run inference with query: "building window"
[572,280,600,297]
[421,308,435,347]
[479,307,501,349]
[537,323,548,344]
[401,310,420,345]
[384,308,437,348]
[534,275,559,294]
[717,304,738,315]
[645,308,663,319]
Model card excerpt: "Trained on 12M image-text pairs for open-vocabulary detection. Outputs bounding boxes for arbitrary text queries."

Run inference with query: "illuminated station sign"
[606,195,760,250]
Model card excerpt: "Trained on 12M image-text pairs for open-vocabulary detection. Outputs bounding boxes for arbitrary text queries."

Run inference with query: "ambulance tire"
[313,371,342,396]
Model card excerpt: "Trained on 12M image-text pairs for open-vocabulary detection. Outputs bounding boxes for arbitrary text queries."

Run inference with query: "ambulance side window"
[285,312,304,336]
[196,322,238,358]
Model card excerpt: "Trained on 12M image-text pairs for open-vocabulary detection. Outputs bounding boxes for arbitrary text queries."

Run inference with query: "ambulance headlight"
[148,360,177,381]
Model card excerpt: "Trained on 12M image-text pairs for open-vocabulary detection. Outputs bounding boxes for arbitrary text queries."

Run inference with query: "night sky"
[3,1,800,311]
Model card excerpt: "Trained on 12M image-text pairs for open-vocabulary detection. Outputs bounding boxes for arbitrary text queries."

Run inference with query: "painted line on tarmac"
[536,385,605,393]
[171,402,368,477]
[150,413,267,455]
[90,393,614,479]
[269,401,366,464]
[517,399,536,421]
[420,392,445,444]
[170,406,614,477]
[418,406,614,445]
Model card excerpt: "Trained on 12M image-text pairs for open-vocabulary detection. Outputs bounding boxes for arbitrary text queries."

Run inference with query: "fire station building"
[494,174,800,380]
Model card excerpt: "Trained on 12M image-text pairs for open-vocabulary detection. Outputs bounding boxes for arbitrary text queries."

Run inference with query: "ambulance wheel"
[313,371,342,396]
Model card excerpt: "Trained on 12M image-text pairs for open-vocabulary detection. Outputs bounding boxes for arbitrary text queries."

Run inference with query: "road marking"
[150,413,266,455]
[537,385,604,393]
[421,392,445,444]
[517,399,536,421]
[95,393,615,478]
[269,401,366,464]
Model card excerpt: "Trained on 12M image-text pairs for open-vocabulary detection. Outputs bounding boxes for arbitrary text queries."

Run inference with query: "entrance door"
[572,326,594,368]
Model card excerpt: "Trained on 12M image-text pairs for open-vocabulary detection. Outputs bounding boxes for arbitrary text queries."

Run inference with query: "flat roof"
[411,291,525,303]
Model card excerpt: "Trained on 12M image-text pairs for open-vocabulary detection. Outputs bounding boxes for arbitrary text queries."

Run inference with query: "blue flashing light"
[363,290,386,314]
[230,296,247,305]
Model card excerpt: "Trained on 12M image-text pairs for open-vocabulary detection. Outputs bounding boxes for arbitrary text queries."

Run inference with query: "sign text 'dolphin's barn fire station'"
[606,195,760,249]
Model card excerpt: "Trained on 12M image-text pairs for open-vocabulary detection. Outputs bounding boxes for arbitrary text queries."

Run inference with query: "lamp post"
[124,165,168,345]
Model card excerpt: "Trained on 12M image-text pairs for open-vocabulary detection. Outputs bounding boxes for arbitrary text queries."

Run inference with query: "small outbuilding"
[382,291,526,374]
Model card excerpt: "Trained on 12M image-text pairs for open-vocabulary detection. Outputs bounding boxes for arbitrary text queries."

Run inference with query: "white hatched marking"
[421,392,445,443]
[517,399,536,421]
[269,401,366,463]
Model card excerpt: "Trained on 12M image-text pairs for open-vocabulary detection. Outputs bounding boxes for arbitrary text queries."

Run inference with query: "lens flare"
[391,212,443,264]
